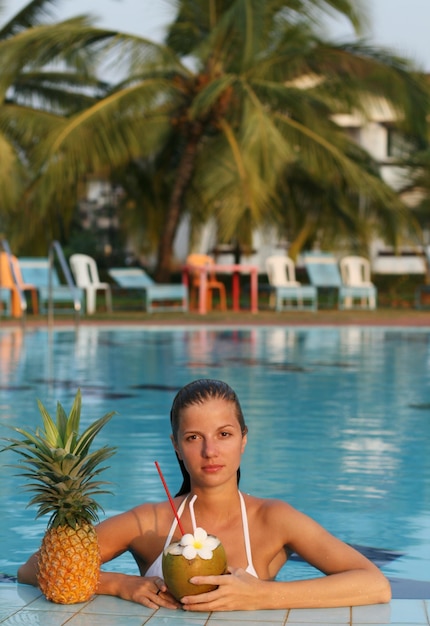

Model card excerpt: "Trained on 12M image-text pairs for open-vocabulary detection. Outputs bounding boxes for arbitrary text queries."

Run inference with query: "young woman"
[18,378,391,611]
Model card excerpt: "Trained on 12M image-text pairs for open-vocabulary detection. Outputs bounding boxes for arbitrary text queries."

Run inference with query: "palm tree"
[0,0,118,251]
[396,144,430,253]
[4,0,429,279]
[157,1,426,274]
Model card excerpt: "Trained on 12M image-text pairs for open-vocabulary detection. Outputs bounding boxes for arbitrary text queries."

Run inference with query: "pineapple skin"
[37,522,100,604]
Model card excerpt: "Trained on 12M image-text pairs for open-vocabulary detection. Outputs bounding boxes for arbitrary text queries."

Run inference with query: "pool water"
[0,325,429,590]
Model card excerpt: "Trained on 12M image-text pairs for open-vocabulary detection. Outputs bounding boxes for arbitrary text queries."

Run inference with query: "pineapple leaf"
[64,388,82,446]
[36,400,61,447]
[55,401,70,446]
[4,434,57,462]
[74,412,116,456]
[0,389,117,528]
[64,431,77,454]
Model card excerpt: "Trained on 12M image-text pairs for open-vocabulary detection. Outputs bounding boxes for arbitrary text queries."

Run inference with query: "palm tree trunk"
[155,130,201,282]
[288,220,317,261]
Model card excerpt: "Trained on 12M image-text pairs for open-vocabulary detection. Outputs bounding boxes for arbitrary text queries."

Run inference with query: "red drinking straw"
[155,461,185,535]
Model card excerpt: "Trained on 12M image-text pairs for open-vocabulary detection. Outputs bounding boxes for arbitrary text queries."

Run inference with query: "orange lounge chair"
[186,254,227,311]
[0,252,39,317]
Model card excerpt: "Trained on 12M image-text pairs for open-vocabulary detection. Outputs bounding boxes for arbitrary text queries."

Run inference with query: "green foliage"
[0,0,429,274]
[0,0,120,250]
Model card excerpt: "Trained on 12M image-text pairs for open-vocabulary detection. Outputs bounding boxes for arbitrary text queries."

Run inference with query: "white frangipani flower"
[165,527,220,560]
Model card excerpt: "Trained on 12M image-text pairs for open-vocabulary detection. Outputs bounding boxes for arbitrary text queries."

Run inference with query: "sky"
[4,0,430,72]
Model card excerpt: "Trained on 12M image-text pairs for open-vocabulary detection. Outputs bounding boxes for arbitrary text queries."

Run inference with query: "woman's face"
[172,397,247,490]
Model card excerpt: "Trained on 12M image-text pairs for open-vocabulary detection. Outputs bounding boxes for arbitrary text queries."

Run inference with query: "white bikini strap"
[163,495,189,549]
[239,492,255,571]
[163,493,255,572]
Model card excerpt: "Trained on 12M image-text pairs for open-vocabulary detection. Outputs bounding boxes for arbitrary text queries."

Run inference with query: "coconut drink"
[154,462,228,600]
[162,527,227,600]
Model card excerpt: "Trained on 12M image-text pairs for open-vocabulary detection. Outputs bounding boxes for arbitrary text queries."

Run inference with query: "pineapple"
[2,389,115,604]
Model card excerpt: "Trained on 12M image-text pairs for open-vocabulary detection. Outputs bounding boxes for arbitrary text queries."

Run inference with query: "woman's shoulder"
[242,493,301,546]
[97,499,174,532]
[127,498,179,522]
[242,492,297,517]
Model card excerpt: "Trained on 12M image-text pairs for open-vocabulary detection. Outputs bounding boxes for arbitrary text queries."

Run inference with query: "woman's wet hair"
[170,379,247,496]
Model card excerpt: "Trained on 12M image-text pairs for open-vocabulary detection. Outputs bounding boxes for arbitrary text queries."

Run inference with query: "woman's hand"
[98,572,181,610]
[179,567,268,612]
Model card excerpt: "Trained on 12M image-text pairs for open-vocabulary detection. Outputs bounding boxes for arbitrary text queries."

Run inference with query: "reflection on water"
[0,325,429,583]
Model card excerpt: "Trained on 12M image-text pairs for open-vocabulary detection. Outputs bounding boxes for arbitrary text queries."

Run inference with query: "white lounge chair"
[69,254,112,315]
[265,255,317,311]
[303,252,377,310]
[339,255,377,309]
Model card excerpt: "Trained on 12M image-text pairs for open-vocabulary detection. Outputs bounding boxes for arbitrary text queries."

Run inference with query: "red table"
[182,263,259,314]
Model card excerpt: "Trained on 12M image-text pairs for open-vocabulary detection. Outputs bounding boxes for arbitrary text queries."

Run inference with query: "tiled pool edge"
[1,583,429,625]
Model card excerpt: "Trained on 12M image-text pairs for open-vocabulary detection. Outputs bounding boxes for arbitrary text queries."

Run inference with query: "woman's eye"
[220,431,231,437]
[186,434,198,441]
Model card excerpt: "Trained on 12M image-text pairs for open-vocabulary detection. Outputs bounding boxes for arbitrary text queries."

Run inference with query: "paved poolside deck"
[1,583,429,626]
[2,306,430,329]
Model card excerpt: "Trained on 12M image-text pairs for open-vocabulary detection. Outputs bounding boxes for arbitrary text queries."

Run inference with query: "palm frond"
[0,130,24,211]
[11,71,106,113]
[0,0,57,39]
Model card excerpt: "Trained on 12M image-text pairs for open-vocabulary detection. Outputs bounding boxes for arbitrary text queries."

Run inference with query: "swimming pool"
[0,325,429,597]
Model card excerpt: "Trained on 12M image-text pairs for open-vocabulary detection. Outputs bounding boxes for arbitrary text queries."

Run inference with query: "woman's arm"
[97,570,179,609]
[182,561,390,611]
[279,505,392,606]
[180,501,391,611]
[17,505,180,610]
[17,552,39,586]
[94,508,178,608]
[18,551,178,609]
[16,509,140,589]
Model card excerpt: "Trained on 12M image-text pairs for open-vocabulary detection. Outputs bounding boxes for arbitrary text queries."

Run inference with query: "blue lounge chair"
[303,252,377,310]
[0,288,11,316]
[18,257,83,314]
[108,267,188,313]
